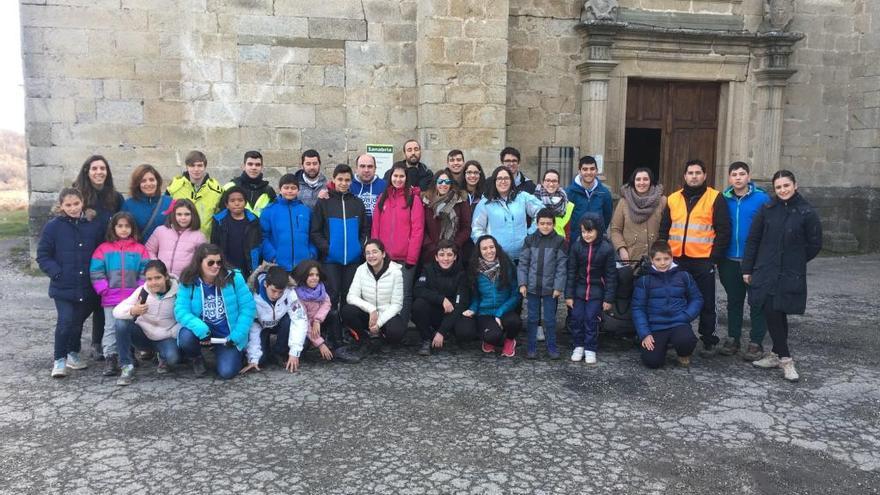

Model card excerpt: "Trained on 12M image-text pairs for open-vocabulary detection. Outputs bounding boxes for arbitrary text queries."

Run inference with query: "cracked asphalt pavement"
[0,237,878,494]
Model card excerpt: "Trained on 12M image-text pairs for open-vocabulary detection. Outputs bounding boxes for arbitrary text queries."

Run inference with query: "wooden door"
[625,80,720,190]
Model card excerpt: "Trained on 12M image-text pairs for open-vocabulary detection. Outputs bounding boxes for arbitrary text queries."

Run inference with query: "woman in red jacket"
[371,163,425,326]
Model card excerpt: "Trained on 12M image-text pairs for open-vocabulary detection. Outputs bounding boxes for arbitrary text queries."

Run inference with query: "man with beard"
[383,139,433,191]
[295,149,329,208]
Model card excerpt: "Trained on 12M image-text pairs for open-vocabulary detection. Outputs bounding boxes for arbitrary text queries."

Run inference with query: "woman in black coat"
[741,170,822,382]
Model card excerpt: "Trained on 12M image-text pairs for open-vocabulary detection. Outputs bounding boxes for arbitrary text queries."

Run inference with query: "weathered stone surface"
[309,18,367,41]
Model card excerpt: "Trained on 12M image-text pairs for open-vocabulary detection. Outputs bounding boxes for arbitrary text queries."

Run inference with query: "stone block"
[239,44,270,62]
[145,101,192,124]
[418,63,458,85]
[206,127,240,147]
[114,32,161,57]
[159,125,207,147]
[28,165,66,192]
[66,56,136,79]
[20,5,148,31]
[363,0,403,21]
[316,106,346,128]
[118,80,160,100]
[277,128,303,150]
[463,19,507,39]
[309,18,367,41]
[850,129,880,148]
[204,0,271,14]
[421,18,462,38]
[301,128,347,156]
[450,0,485,18]
[134,59,182,80]
[345,64,374,86]
[283,64,325,86]
[419,103,462,128]
[122,125,162,147]
[509,47,539,71]
[419,38,445,63]
[310,48,345,65]
[74,99,96,123]
[269,46,310,65]
[346,42,401,66]
[446,85,486,104]
[148,11,220,33]
[445,38,474,62]
[200,34,238,59]
[474,38,508,64]
[324,65,346,87]
[42,29,89,54]
[382,23,417,42]
[418,84,446,104]
[481,63,507,86]
[239,127,275,148]
[300,87,345,105]
[391,106,418,130]
[236,62,281,85]
[347,104,388,129]
[97,100,144,125]
[194,101,243,127]
[182,58,223,82]
[373,66,416,88]
[275,0,365,19]
[240,103,316,128]
[27,122,52,147]
[461,104,505,128]
[26,97,76,123]
[864,91,880,109]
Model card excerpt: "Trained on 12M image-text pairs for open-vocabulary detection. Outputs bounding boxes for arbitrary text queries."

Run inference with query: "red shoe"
[482,342,495,353]
[501,339,516,357]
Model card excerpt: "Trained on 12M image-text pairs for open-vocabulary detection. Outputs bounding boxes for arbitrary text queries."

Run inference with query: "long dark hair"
[378,163,415,210]
[468,235,512,289]
[73,155,120,212]
[627,167,657,188]
[463,160,485,197]
[292,259,325,287]
[179,243,232,288]
[106,211,140,242]
[165,199,201,231]
[484,166,517,202]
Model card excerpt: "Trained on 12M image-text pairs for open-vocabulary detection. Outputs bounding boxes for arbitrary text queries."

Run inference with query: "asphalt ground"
[0,237,878,494]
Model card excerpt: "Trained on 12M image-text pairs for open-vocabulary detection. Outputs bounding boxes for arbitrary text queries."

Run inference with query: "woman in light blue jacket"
[175,243,256,379]
[470,166,544,260]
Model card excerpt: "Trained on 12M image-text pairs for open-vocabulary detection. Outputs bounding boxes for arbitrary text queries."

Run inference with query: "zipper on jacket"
[342,195,348,264]
[585,242,593,301]
[287,203,295,266]
[734,196,742,259]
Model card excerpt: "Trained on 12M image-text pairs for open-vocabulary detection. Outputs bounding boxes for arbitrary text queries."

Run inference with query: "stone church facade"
[20,0,879,251]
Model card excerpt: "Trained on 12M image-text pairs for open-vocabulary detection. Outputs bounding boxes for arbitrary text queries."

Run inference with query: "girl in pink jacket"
[89,212,150,375]
[145,199,207,277]
[370,163,424,325]
[292,260,335,362]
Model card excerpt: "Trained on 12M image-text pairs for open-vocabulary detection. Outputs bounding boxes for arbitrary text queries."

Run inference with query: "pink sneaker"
[501,339,516,357]
[481,342,495,353]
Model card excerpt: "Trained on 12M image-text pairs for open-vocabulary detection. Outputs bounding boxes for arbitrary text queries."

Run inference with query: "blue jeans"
[571,298,603,352]
[526,294,558,353]
[177,327,243,379]
[114,319,181,367]
[53,298,93,360]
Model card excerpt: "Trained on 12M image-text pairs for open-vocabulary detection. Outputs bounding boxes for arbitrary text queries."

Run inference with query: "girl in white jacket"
[241,264,310,373]
[112,260,182,386]
[339,239,405,361]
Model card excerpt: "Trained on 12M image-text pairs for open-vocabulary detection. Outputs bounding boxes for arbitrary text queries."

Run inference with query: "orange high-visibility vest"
[667,187,719,258]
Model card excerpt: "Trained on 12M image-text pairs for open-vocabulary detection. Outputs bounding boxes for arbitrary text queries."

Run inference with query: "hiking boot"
[481,342,496,354]
[116,365,134,386]
[334,346,362,364]
[753,352,781,369]
[719,338,740,356]
[501,339,516,357]
[584,350,597,365]
[192,357,207,377]
[418,341,431,356]
[156,358,169,374]
[779,357,800,382]
[536,325,545,342]
[742,343,764,361]
[102,355,119,377]
[699,343,719,358]
[66,352,88,370]
[526,349,538,360]
[676,355,691,368]
[51,358,68,378]
[92,343,105,361]
[570,347,585,362]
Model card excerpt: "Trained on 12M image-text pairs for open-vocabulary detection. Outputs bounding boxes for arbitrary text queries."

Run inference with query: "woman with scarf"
[534,169,574,239]
[610,167,666,262]
[421,169,472,265]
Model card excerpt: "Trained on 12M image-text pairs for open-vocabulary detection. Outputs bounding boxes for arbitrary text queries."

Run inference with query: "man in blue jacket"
[566,155,613,232]
[350,153,386,232]
[718,162,770,360]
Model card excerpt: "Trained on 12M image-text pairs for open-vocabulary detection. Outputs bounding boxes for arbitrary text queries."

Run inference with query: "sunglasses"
[205,259,223,267]
[437,179,454,185]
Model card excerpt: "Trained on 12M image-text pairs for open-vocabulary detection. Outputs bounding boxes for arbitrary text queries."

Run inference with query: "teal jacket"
[468,263,521,318]
[174,270,256,351]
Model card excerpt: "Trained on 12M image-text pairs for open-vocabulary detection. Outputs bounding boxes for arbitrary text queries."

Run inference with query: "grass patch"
[0,209,28,238]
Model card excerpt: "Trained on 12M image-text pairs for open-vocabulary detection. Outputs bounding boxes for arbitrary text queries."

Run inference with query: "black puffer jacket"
[565,214,618,302]
[741,192,822,315]
[413,260,471,336]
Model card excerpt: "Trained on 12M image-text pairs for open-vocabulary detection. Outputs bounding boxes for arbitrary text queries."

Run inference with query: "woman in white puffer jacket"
[339,239,404,360]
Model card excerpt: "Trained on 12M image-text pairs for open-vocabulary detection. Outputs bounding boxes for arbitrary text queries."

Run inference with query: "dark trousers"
[411,297,475,342]
[115,319,181,367]
[340,304,407,345]
[323,262,359,311]
[640,324,698,369]
[260,314,291,364]
[91,298,104,350]
[526,294,559,353]
[676,257,719,346]
[718,258,767,344]
[458,312,521,346]
[762,296,790,358]
[177,327,243,379]
[53,298,93,360]
[570,298,602,352]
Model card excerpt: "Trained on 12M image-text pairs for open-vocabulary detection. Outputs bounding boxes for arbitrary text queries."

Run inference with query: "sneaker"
[51,358,68,378]
[501,339,516,357]
[779,357,799,382]
[156,358,169,374]
[333,346,362,364]
[676,355,691,368]
[116,365,134,386]
[571,347,585,362]
[418,341,431,356]
[136,350,155,362]
[699,343,719,358]
[92,342,105,361]
[481,342,496,354]
[742,343,764,361]
[753,352,781,369]
[584,351,597,365]
[719,338,740,356]
[526,350,538,360]
[192,357,207,377]
[536,325,545,342]
[102,355,119,377]
[547,349,561,360]
[66,352,88,370]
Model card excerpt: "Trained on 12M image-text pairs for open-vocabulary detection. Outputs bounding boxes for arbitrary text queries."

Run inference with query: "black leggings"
[411,298,476,342]
[458,311,521,346]
[762,296,791,358]
[340,304,407,345]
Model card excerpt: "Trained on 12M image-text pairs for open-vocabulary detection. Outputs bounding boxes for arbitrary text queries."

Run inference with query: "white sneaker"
[536,325,545,342]
[779,357,799,382]
[571,347,584,362]
[753,352,781,369]
[66,352,87,370]
[51,358,68,378]
[584,351,597,365]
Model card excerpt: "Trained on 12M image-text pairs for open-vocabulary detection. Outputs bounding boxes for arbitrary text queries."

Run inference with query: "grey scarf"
[620,184,663,224]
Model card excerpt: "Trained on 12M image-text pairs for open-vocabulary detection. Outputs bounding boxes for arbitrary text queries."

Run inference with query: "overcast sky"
[1,2,24,134]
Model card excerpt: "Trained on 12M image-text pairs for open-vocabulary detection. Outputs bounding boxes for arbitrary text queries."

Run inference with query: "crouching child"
[242,264,310,373]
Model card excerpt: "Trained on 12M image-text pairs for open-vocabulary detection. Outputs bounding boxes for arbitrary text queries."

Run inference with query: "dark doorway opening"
[623,128,661,185]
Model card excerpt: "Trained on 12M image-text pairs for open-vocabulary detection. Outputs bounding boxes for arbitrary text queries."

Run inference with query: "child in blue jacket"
[632,241,703,369]
[260,174,316,271]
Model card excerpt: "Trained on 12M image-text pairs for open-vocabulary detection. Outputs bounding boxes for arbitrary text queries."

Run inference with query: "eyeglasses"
[502,159,519,164]
[465,171,481,175]
[437,179,454,185]
[205,259,222,267]
[495,177,511,182]
[543,178,559,183]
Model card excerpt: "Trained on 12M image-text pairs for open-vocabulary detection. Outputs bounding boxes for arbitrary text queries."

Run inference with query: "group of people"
[36,140,823,385]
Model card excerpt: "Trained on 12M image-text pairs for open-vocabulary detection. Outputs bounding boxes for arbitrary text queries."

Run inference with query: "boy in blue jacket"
[566,155,613,231]
[260,174,317,271]
[632,241,703,369]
